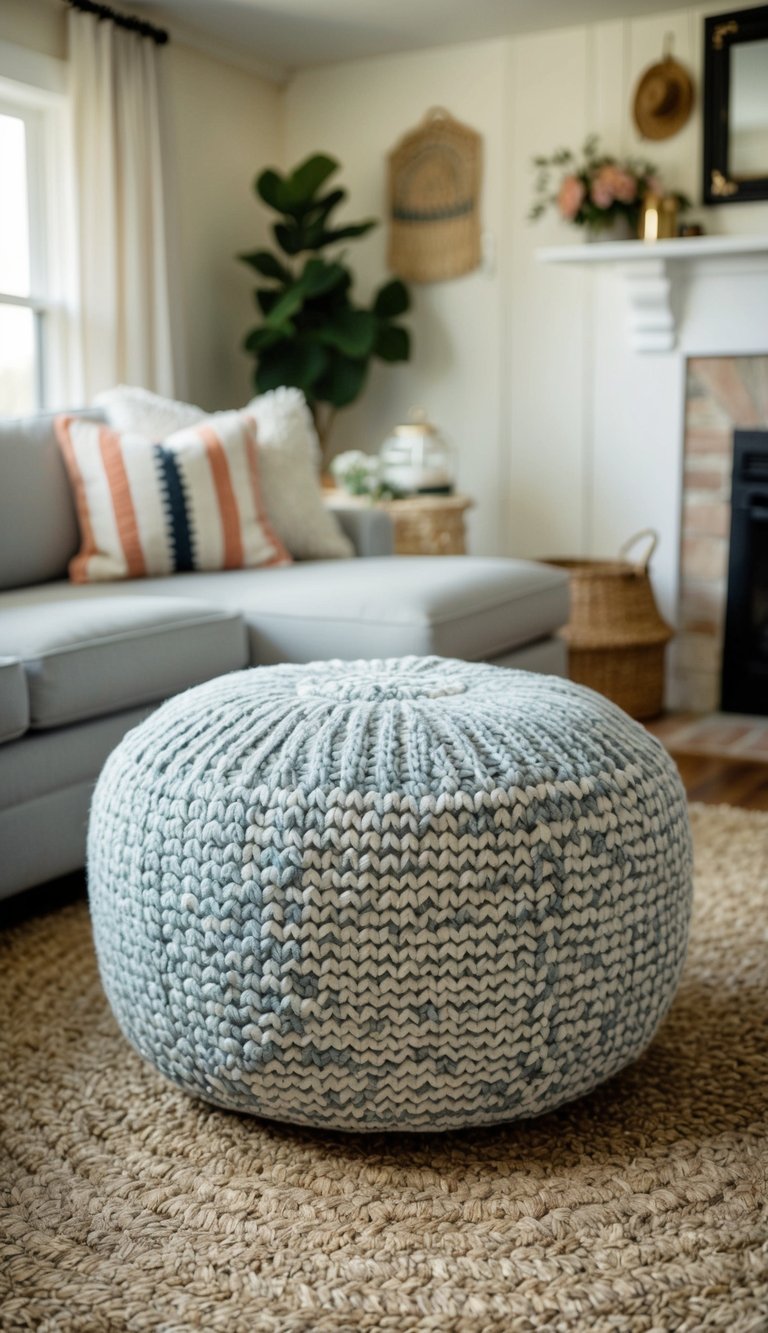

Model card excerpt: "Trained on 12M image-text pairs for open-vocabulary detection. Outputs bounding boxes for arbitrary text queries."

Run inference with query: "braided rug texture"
[87,657,692,1131]
[0,803,766,1331]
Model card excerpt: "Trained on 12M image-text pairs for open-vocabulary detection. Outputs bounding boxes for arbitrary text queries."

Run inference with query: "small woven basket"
[547,530,673,720]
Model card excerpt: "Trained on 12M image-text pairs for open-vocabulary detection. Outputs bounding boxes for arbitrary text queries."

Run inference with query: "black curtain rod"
[64,0,169,45]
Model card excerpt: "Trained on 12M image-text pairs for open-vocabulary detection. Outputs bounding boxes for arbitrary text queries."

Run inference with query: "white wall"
[0,0,282,412]
[283,4,768,562]
[282,41,508,556]
[166,44,281,409]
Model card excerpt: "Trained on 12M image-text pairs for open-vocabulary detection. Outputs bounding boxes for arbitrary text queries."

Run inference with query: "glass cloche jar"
[379,408,454,496]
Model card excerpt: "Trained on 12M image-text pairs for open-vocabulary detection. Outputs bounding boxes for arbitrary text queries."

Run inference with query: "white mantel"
[537,235,768,352]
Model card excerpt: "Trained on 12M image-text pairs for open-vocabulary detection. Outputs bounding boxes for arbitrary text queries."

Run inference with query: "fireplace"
[722,430,768,715]
[673,357,768,713]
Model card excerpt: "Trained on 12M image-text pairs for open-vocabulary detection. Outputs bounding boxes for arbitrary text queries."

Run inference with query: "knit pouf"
[89,656,693,1132]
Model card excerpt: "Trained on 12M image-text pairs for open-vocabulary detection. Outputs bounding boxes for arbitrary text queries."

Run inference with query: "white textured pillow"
[94,385,204,438]
[94,385,353,560]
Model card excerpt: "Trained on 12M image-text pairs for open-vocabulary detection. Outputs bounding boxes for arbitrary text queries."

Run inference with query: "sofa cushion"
[0,409,105,591]
[0,658,29,743]
[0,597,248,729]
[0,558,569,668]
[162,558,570,663]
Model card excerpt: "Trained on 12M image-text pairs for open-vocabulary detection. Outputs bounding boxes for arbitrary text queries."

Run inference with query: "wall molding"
[0,38,68,98]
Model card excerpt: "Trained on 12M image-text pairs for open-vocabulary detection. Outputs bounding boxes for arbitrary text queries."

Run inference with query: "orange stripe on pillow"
[197,424,244,569]
[243,415,292,567]
[54,415,99,584]
[98,428,146,579]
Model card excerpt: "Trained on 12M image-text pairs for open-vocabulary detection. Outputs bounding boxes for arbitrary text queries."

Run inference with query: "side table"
[327,492,474,556]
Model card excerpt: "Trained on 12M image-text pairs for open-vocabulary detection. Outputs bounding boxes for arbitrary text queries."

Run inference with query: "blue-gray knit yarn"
[88,657,693,1131]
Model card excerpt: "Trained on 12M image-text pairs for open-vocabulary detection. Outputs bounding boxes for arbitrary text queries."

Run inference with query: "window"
[0,66,73,417]
[0,101,47,414]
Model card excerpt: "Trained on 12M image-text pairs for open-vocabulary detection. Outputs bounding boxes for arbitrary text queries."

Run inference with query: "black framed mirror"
[703,4,768,204]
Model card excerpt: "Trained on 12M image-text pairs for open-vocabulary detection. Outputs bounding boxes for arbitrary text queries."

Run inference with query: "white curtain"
[68,7,179,400]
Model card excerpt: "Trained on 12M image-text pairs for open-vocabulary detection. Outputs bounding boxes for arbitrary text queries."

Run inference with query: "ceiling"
[136,0,700,75]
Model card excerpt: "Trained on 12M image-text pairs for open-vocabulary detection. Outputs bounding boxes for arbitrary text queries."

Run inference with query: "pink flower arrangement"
[557,175,585,220]
[529,135,685,235]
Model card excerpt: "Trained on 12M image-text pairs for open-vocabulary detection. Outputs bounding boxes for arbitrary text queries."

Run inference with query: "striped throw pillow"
[55,411,291,583]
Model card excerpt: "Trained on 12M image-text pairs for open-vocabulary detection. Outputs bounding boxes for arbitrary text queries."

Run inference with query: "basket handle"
[619,528,659,571]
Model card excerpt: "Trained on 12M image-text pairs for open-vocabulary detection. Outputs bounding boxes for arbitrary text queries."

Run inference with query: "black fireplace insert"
[722,428,768,714]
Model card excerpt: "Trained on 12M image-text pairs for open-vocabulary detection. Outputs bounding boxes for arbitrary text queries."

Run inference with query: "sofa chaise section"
[0,596,247,899]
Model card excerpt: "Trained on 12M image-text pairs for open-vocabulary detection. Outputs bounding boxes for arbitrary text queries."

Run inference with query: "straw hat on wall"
[633,54,694,140]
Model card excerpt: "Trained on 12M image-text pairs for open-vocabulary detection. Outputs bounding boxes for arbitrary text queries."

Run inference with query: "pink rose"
[591,163,637,209]
[609,167,637,204]
[590,166,615,209]
[557,174,585,221]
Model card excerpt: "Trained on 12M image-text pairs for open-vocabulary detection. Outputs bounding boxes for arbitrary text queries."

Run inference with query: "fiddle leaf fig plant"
[239,153,411,455]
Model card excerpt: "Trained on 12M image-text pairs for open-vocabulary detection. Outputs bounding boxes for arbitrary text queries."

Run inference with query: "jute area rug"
[1,803,766,1332]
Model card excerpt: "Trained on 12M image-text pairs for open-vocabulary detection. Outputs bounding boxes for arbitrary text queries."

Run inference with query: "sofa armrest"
[332,503,394,558]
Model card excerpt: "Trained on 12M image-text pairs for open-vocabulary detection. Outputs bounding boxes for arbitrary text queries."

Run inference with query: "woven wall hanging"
[387,108,483,283]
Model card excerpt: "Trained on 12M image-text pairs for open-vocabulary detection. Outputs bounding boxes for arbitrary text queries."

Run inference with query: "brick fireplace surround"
[675,356,768,712]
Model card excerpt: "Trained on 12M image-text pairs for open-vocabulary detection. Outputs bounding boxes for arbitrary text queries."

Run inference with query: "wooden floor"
[647,715,768,810]
[667,752,768,809]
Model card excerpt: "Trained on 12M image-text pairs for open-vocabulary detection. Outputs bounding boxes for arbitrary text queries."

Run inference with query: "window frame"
[0,96,49,407]
[0,44,76,414]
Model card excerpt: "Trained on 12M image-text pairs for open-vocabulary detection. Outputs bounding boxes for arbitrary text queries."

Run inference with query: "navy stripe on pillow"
[154,444,194,572]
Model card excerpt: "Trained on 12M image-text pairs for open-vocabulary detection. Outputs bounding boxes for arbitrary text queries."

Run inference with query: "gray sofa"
[0,409,569,900]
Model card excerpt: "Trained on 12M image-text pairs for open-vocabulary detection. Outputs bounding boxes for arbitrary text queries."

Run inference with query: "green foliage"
[239,154,411,413]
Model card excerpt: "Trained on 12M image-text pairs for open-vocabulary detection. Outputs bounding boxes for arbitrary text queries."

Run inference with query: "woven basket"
[547,530,673,720]
[387,108,482,283]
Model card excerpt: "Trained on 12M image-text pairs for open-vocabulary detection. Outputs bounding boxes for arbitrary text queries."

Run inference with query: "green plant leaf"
[299,217,335,250]
[256,168,286,211]
[323,269,353,306]
[243,325,293,353]
[314,351,369,408]
[256,340,329,395]
[373,279,410,318]
[319,220,378,245]
[375,323,410,363]
[274,221,307,256]
[255,287,282,316]
[304,188,347,224]
[301,258,348,298]
[288,154,339,203]
[239,249,292,282]
[316,308,377,358]
[264,283,308,326]
[258,163,338,219]
[263,259,349,326]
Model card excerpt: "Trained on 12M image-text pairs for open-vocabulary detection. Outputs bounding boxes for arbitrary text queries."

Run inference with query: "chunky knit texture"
[88,657,693,1131]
